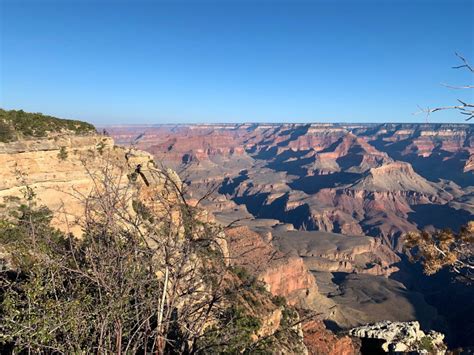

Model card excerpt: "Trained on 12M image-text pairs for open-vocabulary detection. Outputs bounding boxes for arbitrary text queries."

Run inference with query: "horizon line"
[96,121,473,126]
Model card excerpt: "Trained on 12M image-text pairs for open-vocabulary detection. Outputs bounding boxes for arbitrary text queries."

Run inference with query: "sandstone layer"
[0,134,153,233]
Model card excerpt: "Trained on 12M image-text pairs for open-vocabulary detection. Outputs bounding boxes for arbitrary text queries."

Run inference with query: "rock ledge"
[349,321,446,353]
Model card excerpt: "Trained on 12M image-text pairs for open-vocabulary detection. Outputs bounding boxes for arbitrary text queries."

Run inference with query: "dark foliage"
[0,108,95,142]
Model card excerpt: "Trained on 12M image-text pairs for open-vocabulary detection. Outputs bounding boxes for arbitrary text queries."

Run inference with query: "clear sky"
[1,0,473,124]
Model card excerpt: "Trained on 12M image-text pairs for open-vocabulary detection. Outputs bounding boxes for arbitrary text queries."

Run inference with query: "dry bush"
[405,223,474,283]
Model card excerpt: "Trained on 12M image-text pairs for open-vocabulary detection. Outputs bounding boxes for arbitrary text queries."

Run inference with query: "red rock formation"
[302,320,360,355]
[148,132,245,164]
[287,129,346,152]
[259,257,315,302]
[105,123,473,249]
[225,226,317,305]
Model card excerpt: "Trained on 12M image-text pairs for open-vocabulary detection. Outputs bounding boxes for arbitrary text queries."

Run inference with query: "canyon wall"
[0,135,153,233]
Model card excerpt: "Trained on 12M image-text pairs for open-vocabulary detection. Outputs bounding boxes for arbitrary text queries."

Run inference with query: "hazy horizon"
[95,120,474,127]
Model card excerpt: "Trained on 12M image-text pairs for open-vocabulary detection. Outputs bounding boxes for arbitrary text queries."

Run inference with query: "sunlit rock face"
[349,321,446,353]
[225,226,326,307]
[303,319,360,355]
[0,134,153,234]
[465,153,474,172]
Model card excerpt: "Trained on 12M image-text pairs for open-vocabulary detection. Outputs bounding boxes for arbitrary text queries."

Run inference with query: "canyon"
[106,123,473,245]
[106,122,474,349]
[2,115,472,352]
[0,117,359,353]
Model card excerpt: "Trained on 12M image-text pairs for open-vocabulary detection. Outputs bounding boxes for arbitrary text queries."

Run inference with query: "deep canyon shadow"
[408,204,472,231]
[290,172,361,194]
[265,149,314,176]
[389,256,474,348]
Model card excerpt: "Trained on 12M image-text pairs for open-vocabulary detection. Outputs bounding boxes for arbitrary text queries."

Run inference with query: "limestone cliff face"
[259,256,316,302]
[225,226,317,303]
[225,226,337,318]
[0,134,153,233]
[225,226,356,353]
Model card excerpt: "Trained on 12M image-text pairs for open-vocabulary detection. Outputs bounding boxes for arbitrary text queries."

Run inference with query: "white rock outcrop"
[349,320,446,353]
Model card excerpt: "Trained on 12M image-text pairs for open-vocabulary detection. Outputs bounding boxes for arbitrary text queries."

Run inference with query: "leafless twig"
[415,52,473,121]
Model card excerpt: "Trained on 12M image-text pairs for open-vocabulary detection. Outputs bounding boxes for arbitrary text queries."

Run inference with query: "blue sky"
[1,0,473,124]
